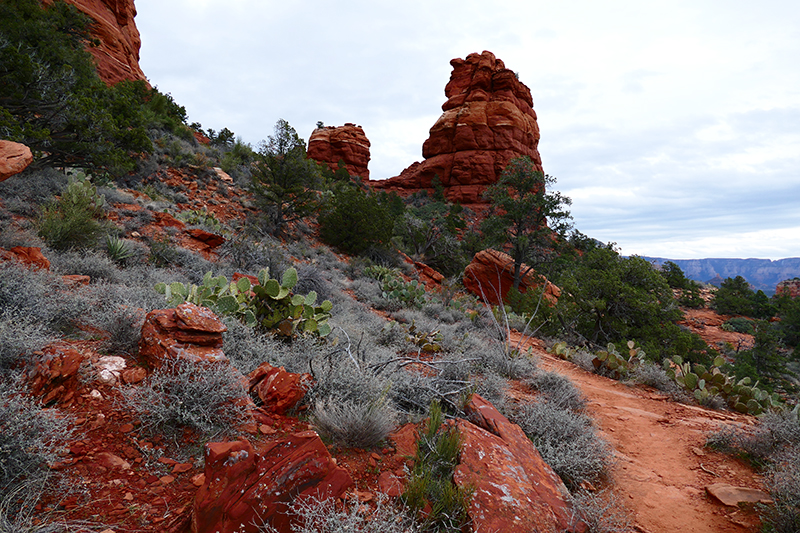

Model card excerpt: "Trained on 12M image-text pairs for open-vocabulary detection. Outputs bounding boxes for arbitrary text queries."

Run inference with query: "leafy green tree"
[0,0,181,176]
[713,276,755,316]
[250,119,321,238]
[556,247,686,358]
[481,156,573,290]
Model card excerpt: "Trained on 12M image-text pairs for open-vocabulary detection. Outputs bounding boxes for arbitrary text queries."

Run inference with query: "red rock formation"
[307,124,371,180]
[60,0,147,85]
[373,51,542,207]
[0,141,33,182]
[191,436,353,533]
[0,247,51,270]
[776,278,800,298]
[247,363,312,415]
[454,395,579,533]
[139,303,228,368]
[463,249,560,306]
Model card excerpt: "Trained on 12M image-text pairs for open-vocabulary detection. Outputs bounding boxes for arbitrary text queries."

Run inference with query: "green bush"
[402,401,472,531]
[37,175,107,250]
[319,183,396,255]
[722,317,755,335]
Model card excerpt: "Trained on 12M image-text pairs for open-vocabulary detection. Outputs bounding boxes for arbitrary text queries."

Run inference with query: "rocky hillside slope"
[646,256,800,294]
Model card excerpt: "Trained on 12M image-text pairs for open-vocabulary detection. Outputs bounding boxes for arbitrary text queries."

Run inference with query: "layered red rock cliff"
[61,0,147,85]
[307,124,371,180]
[372,51,543,207]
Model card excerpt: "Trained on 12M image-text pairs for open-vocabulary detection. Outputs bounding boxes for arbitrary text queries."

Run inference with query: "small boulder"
[138,302,227,368]
[0,140,33,182]
[706,483,773,507]
[191,435,353,533]
[0,246,50,270]
[463,248,560,306]
[454,394,579,533]
[247,362,313,415]
[28,344,84,406]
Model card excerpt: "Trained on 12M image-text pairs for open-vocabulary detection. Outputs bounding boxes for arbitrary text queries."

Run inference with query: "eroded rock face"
[191,435,353,533]
[0,141,33,182]
[62,0,147,85]
[307,124,371,180]
[776,278,800,298]
[463,248,560,306]
[454,395,579,533]
[373,51,542,206]
[138,302,228,368]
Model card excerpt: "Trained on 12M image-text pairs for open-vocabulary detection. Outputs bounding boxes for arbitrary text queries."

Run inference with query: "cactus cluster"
[365,265,427,308]
[175,208,222,231]
[664,355,783,415]
[155,267,332,338]
[592,341,646,379]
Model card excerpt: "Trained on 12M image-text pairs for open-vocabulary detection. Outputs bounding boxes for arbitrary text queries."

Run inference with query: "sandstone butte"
[372,50,543,208]
[307,124,371,180]
[55,0,148,85]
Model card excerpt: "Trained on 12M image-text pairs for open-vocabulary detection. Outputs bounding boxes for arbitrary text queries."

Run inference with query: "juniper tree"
[481,156,573,290]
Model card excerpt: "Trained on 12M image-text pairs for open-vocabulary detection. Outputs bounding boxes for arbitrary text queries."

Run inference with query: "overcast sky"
[135,0,800,260]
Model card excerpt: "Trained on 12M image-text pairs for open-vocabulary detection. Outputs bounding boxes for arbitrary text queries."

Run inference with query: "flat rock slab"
[706,483,773,506]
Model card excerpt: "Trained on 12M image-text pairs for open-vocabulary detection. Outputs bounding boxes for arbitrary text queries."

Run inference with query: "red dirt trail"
[513,335,764,533]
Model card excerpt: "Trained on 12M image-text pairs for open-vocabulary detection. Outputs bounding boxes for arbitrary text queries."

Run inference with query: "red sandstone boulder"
[61,0,147,85]
[28,344,84,406]
[0,141,33,182]
[776,278,800,298]
[454,394,579,533]
[463,249,560,306]
[247,362,312,415]
[373,51,542,207]
[307,124,371,180]
[0,247,50,270]
[185,228,226,250]
[191,435,353,533]
[138,303,228,368]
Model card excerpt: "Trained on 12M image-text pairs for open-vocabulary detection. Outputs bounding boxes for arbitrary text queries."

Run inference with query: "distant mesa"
[63,0,148,85]
[307,123,371,180]
[371,50,543,208]
[645,256,800,295]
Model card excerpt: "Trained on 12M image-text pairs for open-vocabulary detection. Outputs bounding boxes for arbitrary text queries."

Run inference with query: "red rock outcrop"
[307,124,371,180]
[138,302,228,368]
[454,395,579,533]
[0,246,51,270]
[463,249,560,306]
[191,436,353,533]
[60,0,147,85]
[0,141,33,182]
[247,363,312,415]
[776,278,800,298]
[373,51,542,207]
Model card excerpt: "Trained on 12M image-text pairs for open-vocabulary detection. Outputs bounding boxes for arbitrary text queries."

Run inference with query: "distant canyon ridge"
[645,257,800,295]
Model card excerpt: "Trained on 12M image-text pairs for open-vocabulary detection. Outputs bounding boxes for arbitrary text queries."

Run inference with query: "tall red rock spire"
[373,51,543,207]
